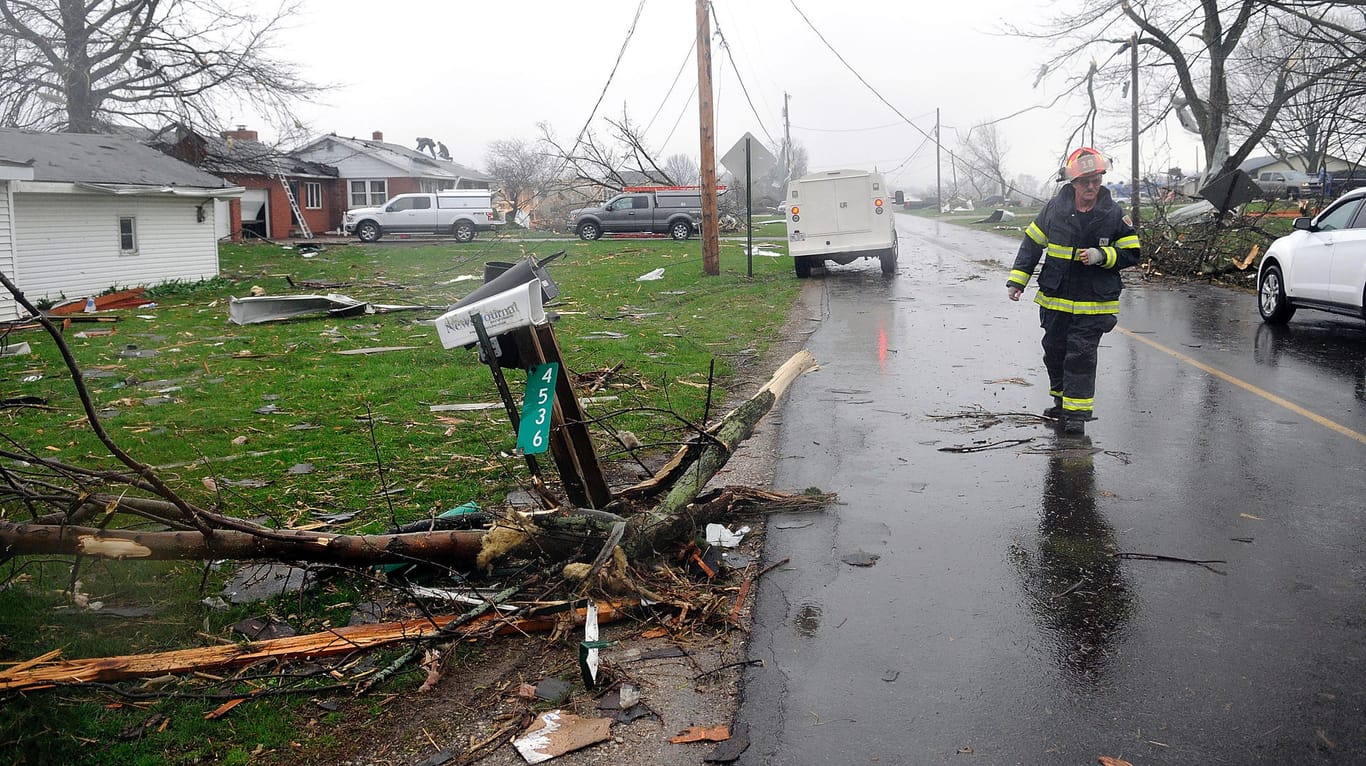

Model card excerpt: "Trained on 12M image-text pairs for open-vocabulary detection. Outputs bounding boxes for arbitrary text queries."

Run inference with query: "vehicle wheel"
[1258,264,1296,323]
[669,220,692,240]
[794,256,812,278]
[453,221,476,242]
[880,244,898,276]
[578,221,602,241]
[356,221,382,242]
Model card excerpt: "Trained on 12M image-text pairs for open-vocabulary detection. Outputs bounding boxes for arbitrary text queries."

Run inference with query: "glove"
[1007,285,1023,302]
[1080,247,1105,266]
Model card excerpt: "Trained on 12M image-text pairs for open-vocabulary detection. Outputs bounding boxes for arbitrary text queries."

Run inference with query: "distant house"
[0,128,241,322]
[1238,154,1352,177]
[291,131,493,229]
[147,125,343,241]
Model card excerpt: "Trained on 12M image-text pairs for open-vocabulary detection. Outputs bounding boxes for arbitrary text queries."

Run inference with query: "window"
[1316,199,1363,232]
[119,216,137,254]
[631,196,649,209]
[389,196,431,212]
[304,182,322,209]
[350,180,387,207]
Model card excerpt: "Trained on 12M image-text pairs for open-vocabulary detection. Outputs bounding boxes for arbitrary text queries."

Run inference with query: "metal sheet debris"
[972,209,1015,224]
[228,294,433,325]
[1,341,32,356]
[512,710,612,764]
[637,268,666,281]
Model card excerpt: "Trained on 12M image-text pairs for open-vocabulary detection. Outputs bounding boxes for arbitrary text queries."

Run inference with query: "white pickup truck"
[344,190,502,243]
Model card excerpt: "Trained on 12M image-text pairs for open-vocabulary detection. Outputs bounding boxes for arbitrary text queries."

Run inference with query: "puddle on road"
[793,602,822,638]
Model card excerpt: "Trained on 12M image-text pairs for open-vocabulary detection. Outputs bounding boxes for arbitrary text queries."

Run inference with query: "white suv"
[344,190,502,243]
[1257,186,1366,324]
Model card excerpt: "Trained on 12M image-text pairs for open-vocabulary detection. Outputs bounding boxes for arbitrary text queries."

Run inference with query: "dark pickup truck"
[567,189,704,240]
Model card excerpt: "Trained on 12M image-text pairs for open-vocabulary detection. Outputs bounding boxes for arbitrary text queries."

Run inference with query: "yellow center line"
[1116,326,1366,445]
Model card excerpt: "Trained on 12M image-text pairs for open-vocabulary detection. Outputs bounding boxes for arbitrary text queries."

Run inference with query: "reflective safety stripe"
[1062,396,1093,412]
[1049,388,1064,398]
[1102,245,1117,268]
[1034,292,1120,314]
[1045,243,1076,260]
[1008,269,1031,286]
[1026,222,1046,245]
[1115,234,1140,249]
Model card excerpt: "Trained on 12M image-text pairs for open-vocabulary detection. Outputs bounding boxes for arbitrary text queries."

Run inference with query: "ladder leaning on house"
[276,173,313,239]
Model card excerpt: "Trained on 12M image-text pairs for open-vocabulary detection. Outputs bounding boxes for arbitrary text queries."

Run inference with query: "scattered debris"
[221,563,317,605]
[840,551,880,567]
[228,294,435,325]
[705,523,750,548]
[512,710,612,764]
[938,438,1035,453]
[1098,757,1134,766]
[973,209,1015,224]
[636,268,665,281]
[335,346,420,355]
[670,725,731,744]
[0,341,31,356]
[1113,551,1228,575]
[704,724,750,762]
[46,288,151,315]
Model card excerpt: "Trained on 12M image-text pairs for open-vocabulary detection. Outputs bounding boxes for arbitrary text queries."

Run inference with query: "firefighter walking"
[1007,147,1141,435]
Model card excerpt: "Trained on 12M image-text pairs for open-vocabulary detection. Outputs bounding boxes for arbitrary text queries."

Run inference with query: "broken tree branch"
[0,600,636,694]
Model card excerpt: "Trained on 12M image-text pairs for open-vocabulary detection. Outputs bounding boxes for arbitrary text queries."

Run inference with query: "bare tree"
[959,122,1010,199]
[1232,8,1366,172]
[0,0,323,135]
[539,110,679,197]
[1015,1,1366,180]
[662,154,700,186]
[485,138,555,228]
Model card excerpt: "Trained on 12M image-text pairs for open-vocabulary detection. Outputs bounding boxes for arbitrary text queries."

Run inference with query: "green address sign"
[516,362,559,454]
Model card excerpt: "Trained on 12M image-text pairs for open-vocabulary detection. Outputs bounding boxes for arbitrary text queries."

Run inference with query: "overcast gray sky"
[247,0,1204,193]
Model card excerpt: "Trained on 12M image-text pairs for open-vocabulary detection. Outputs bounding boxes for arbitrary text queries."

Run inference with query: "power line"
[643,35,697,136]
[568,0,649,157]
[710,3,779,146]
[786,0,1045,202]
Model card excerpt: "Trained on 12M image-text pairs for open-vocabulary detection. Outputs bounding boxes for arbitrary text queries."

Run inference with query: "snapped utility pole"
[696,0,720,275]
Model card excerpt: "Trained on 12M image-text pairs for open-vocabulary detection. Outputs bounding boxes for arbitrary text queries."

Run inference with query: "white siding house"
[0,129,241,321]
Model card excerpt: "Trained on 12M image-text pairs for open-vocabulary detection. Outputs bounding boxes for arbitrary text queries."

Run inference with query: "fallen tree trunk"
[623,350,818,558]
[0,521,484,566]
[0,600,633,694]
[0,352,818,568]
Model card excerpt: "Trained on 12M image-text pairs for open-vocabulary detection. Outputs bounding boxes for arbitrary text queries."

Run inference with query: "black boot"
[1041,398,1064,419]
[1062,416,1086,435]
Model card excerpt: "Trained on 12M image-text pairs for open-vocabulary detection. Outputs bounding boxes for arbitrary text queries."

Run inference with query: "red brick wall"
[221,174,347,239]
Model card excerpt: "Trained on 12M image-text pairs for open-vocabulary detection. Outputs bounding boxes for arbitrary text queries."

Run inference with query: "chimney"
[372,131,384,142]
[221,125,258,142]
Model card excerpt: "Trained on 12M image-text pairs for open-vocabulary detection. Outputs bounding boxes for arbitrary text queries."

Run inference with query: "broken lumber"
[0,600,634,694]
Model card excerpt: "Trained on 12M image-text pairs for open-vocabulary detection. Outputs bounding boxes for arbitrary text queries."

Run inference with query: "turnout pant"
[1039,308,1117,418]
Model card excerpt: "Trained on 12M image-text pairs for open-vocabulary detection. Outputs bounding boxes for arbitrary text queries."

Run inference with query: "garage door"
[240,188,269,239]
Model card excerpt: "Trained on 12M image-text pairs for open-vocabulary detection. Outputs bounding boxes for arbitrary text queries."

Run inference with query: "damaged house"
[0,128,241,322]
[291,131,493,228]
[148,125,344,241]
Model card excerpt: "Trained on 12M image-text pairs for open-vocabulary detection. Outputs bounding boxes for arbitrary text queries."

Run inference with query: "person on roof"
[1006,147,1141,435]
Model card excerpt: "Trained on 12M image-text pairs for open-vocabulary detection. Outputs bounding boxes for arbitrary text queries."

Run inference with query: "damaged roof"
[0,128,234,188]
[147,125,339,178]
[295,133,493,184]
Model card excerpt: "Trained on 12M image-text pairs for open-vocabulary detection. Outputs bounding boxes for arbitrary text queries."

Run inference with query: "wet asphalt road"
[735,213,1366,765]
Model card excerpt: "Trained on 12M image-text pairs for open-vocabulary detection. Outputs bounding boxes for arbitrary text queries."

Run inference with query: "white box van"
[785,169,899,277]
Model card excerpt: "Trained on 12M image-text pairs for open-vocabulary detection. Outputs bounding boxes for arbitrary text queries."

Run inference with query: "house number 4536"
[516,363,559,455]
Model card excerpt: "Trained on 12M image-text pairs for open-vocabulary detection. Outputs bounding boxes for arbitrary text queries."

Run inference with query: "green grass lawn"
[0,236,798,765]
